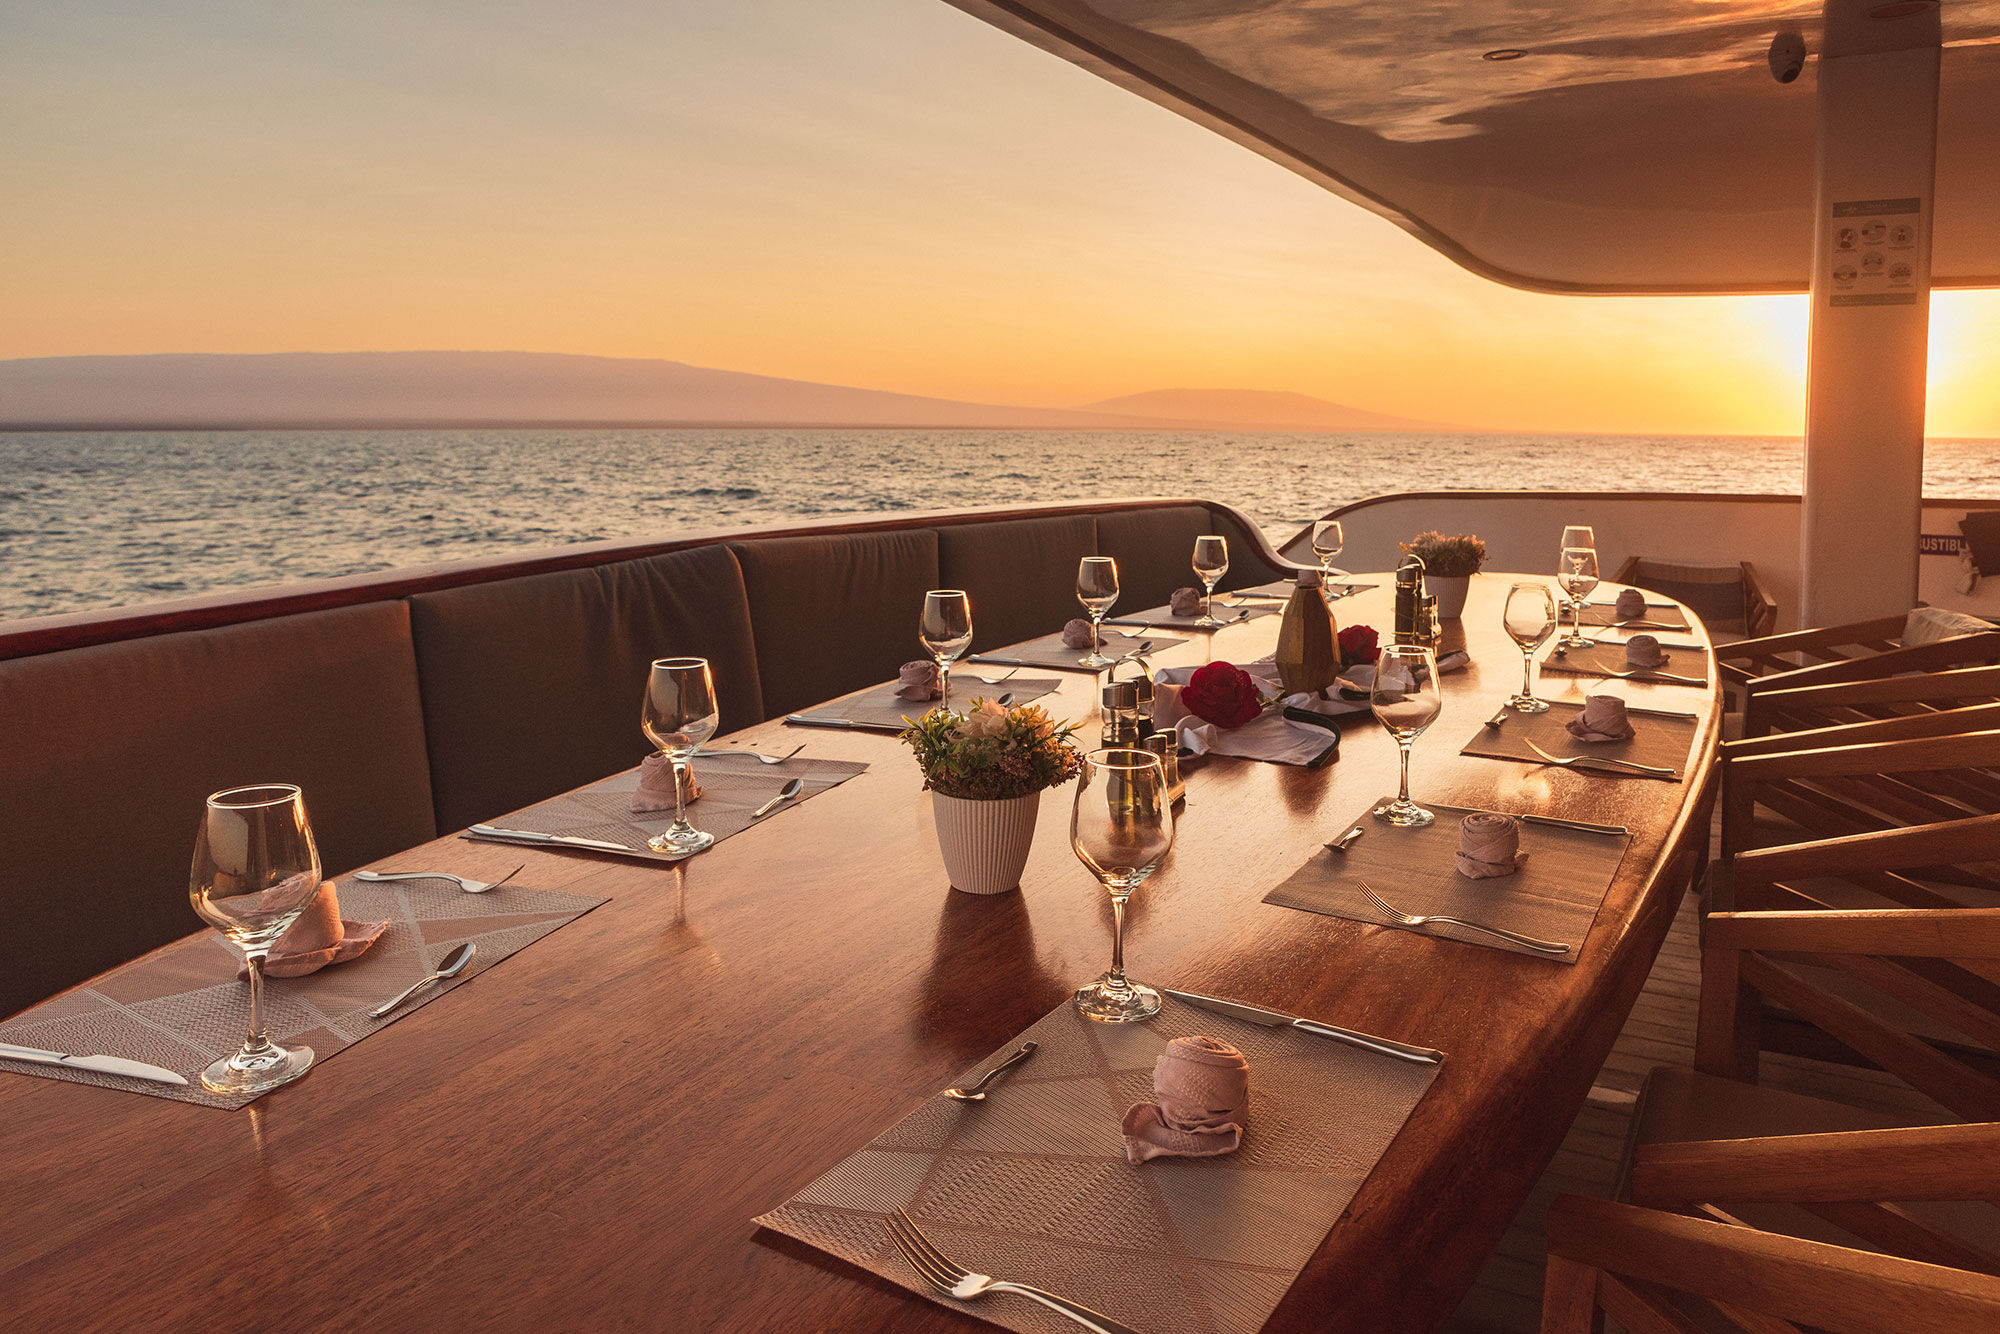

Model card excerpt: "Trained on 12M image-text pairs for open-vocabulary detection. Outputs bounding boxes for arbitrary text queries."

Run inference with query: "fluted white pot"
[1431,574,1471,620]
[932,791,1040,895]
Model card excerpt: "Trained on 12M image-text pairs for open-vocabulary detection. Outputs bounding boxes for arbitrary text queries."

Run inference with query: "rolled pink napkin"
[894,659,941,700]
[1614,587,1647,620]
[1456,813,1527,879]
[1121,1035,1250,1164]
[238,875,388,980]
[1624,633,1668,669]
[1170,587,1202,617]
[1566,693,1636,742]
[631,752,701,813]
[1061,618,1095,649]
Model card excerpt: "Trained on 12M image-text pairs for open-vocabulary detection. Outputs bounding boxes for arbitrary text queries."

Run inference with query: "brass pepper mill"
[1393,552,1429,646]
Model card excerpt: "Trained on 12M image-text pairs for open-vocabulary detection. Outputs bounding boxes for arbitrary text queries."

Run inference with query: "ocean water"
[3,428,1998,621]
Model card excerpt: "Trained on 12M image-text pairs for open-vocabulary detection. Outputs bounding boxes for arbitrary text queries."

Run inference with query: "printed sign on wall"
[1828,198,1921,307]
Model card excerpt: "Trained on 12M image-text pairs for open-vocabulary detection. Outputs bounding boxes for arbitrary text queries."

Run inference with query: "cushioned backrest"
[409,544,762,833]
[1904,605,1996,647]
[0,603,436,1018]
[731,528,941,717]
[1093,505,1213,610]
[937,514,1096,651]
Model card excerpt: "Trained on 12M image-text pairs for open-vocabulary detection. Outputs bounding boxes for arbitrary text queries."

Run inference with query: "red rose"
[1338,624,1380,665]
[1182,661,1264,729]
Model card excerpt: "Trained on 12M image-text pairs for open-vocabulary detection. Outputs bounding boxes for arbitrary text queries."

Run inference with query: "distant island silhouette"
[0,351,1462,433]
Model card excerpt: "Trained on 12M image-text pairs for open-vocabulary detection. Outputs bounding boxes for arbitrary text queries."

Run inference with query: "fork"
[884,1209,1141,1334]
[1355,881,1570,956]
[1589,667,1709,686]
[352,865,525,895]
[1523,738,1677,778]
[703,743,807,765]
[968,667,1020,685]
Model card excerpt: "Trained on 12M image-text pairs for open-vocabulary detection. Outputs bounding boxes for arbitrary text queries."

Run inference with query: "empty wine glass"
[1558,526,1596,644]
[642,657,719,855]
[919,590,973,706]
[1503,582,1557,713]
[1371,645,1441,828]
[1191,535,1229,627]
[189,784,322,1095]
[1311,519,1345,584]
[1071,748,1174,1023]
[1557,547,1601,648]
[1075,556,1119,668]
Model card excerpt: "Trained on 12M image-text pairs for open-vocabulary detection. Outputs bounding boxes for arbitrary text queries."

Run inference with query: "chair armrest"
[1749,632,2000,693]
[1723,701,2000,755]
[1706,904,2000,958]
[1628,1121,2000,1207]
[1725,728,2000,783]
[1714,615,1907,662]
[1741,561,1779,639]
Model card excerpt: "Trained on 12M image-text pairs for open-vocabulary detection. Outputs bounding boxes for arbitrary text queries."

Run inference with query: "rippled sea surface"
[3,428,1997,620]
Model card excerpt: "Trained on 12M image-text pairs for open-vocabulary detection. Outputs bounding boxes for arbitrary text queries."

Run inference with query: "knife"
[1162,988,1443,1065]
[0,1042,189,1086]
[466,824,636,853]
[784,714,907,732]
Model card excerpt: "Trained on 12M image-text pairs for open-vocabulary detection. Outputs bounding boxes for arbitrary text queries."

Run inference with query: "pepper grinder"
[1393,552,1429,647]
[1100,680,1140,746]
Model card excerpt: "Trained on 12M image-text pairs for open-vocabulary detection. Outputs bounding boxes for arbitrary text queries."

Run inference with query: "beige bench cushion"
[731,528,941,718]
[0,603,436,1018]
[1093,505,1213,610]
[937,514,1096,653]
[409,544,763,834]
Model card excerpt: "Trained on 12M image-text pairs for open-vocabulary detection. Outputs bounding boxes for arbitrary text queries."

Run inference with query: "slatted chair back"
[1741,639,2000,738]
[1614,555,1779,640]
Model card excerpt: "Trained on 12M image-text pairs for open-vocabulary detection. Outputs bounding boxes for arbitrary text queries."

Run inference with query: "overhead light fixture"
[1481,49,1527,61]
[1867,1,1937,18]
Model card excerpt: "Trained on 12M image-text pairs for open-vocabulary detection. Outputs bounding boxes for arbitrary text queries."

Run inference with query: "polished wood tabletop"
[0,574,1720,1332]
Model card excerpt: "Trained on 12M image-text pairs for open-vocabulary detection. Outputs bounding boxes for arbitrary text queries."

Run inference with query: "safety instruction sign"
[1827,197,1920,307]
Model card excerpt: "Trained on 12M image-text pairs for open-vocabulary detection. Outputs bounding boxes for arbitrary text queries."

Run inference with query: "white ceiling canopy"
[942,1,2000,292]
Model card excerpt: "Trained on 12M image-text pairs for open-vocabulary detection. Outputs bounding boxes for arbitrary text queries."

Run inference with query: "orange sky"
[3,0,1997,436]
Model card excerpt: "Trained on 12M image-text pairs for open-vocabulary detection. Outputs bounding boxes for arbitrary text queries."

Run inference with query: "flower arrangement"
[901,698,1084,800]
[1400,531,1486,578]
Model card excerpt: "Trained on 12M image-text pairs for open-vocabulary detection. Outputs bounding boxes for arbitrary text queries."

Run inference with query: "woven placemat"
[757,992,1440,1334]
[468,752,868,863]
[971,629,1186,672]
[1234,579,1374,602]
[1105,603,1280,630]
[1458,701,1698,781]
[0,875,606,1109]
[1578,600,1690,630]
[1262,797,1632,962]
[792,676,1064,731]
[1539,639,1712,682]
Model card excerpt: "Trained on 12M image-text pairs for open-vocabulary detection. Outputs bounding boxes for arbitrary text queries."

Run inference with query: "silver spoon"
[943,1041,1038,1101]
[369,942,476,1019]
[352,865,524,895]
[994,692,1014,707]
[752,777,806,819]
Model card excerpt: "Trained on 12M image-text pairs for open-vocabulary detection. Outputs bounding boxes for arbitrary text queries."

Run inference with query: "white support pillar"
[1799,0,1940,627]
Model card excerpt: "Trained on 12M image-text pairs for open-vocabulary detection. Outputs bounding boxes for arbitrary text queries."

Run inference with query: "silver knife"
[466,824,636,853]
[1162,988,1442,1065]
[783,714,906,732]
[0,1042,189,1086]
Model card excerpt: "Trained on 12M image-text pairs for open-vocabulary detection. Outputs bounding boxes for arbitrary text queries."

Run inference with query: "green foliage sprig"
[1400,530,1487,578]
[900,698,1084,801]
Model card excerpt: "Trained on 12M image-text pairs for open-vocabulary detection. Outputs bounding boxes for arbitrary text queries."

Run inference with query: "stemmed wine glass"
[1558,547,1601,649]
[919,590,973,707]
[1191,535,1229,627]
[1503,582,1557,713]
[1557,525,1597,646]
[189,784,322,1095]
[1371,645,1442,828]
[1075,556,1119,668]
[1071,748,1174,1023]
[1311,519,1345,587]
[642,657,719,855]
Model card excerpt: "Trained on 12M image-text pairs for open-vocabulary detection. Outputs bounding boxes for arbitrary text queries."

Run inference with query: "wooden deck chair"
[1614,556,1779,641]
[1716,613,1998,701]
[1741,659,2000,740]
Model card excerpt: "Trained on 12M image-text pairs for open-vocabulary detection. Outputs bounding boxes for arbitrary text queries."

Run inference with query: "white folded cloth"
[1152,660,1364,765]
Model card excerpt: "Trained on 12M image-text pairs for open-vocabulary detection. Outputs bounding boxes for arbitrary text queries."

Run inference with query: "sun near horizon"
[3,0,1997,439]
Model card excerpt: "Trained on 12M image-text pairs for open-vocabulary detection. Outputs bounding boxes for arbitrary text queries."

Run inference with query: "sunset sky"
[4,0,1998,437]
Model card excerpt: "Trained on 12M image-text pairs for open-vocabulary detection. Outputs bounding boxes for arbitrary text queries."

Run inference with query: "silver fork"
[884,1209,1141,1334]
[703,743,806,765]
[1589,667,1709,686]
[1523,738,1677,778]
[351,865,524,895]
[968,667,1020,685]
[1355,881,1570,956]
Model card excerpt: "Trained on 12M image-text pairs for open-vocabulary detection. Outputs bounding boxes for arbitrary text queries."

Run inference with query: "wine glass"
[1503,582,1557,713]
[919,590,973,707]
[1075,556,1119,668]
[642,657,719,855]
[1071,748,1174,1023]
[1557,547,1601,648]
[189,784,322,1095]
[1191,535,1229,627]
[1557,526,1596,645]
[1311,519,1345,585]
[1371,645,1441,828]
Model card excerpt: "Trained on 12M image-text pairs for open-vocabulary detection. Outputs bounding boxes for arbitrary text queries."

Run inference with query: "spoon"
[752,777,806,819]
[369,942,476,1019]
[943,1041,1038,1101]
[994,692,1014,707]
[1485,708,1509,729]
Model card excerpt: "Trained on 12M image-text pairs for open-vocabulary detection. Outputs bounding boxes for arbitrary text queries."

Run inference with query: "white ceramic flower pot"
[931,791,1040,895]
[1430,574,1471,620]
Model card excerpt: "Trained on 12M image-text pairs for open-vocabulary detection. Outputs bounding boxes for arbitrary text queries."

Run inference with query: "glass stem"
[1108,894,1128,989]
[242,950,273,1058]
[1521,648,1535,698]
[1398,741,1413,804]
[1091,614,1101,659]
[1202,583,1213,621]
[940,658,951,709]
[670,754,689,830]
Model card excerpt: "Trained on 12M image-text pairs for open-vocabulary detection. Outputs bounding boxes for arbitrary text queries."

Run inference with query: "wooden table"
[0,574,1720,1332]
